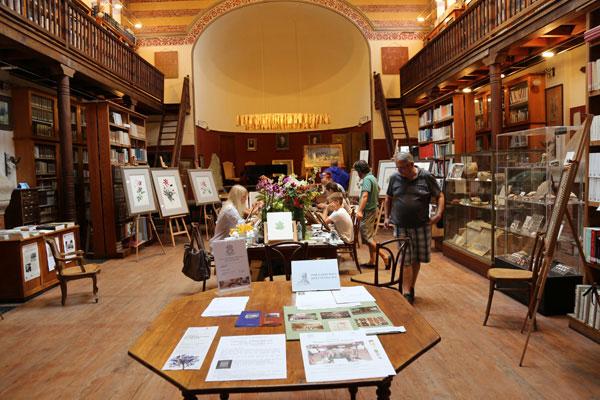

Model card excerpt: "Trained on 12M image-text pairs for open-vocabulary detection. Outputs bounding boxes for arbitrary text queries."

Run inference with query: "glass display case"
[495,126,586,278]
[443,151,497,266]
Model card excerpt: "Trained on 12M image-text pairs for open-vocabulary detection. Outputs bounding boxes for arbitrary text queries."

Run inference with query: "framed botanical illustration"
[248,138,257,151]
[265,211,295,243]
[272,159,294,176]
[0,95,12,130]
[150,168,189,217]
[276,133,289,150]
[545,84,563,126]
[120,166,158,216]
[348,170,362,198]
[303,144,344,168]
[188,169,220,205]
[376,159,397,197]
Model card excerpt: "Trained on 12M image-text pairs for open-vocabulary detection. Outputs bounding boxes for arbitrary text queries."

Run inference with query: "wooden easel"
[200,203,219,240]
[128,214,166,261]
[374,198,386,236]
[163,214,191,247]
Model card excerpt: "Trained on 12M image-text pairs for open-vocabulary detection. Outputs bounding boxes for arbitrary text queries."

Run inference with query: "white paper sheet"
[201,297,250,317]
[22,242,40,282]
[205,334,287,381]
[291,259,340,292]
[358,326,406,335]
[332,286,375,304]
[300,331,396,383]
[162,326,218,370]
[295,290,338,309]
[45,242,55,272]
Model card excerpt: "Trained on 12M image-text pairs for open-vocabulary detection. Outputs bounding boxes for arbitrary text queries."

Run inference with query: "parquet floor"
[1,230,599,399]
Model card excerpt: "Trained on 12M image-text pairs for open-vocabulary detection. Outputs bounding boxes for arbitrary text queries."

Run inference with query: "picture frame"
[150,168,189,217]
[309,133,321,145]
[447,163,464,179]
[545,84,563,126]
[188,168,220,205]
[247,138,257,152]
[120,166,158,216]
[509,135,528,149]
[0,94,13,130]
[265,211,296,243]
[569,105,586,126]
[303,144,344,168]
[348,170,362,198]
[414,160,433,172]
[272,159,294,176]
[376,159,397,197]
[276,133,289,151]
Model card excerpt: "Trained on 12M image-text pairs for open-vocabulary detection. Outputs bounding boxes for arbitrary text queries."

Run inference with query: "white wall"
[0,71,17,185]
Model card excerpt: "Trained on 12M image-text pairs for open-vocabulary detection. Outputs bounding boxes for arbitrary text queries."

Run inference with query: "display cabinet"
[442,151,496,275]
[495,126,586,315]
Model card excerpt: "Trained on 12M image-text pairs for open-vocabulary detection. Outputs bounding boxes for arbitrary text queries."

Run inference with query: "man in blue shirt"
[324,160,350,190]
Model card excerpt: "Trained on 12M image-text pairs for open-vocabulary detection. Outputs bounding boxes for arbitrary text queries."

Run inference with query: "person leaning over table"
[353,160,390,269]
[323,192,353,244]
[210,185,258,250]
[383,152,444,304]
[320,171,345,195]
[319,182,352,218]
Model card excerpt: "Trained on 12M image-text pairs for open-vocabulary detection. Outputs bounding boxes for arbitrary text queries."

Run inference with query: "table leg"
[348,386,358,400]
[376,378,392,400]
[181,390,196,400]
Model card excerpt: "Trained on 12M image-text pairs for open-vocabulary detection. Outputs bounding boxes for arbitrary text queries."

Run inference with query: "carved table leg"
[376,378,392,400]
[181,390,196,400]
[348,386,358,400]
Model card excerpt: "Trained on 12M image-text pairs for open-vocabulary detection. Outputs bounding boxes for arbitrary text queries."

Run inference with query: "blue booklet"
[235,311,262,327]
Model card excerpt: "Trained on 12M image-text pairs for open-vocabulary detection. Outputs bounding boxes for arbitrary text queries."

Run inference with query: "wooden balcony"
[400,0,595,102]
[0,0,163,110]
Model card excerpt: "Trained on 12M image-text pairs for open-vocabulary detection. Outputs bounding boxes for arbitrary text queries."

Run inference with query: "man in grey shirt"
[383,152,444,303]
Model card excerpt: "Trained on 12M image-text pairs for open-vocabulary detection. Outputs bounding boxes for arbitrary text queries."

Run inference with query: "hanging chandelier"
[236,113,331,131]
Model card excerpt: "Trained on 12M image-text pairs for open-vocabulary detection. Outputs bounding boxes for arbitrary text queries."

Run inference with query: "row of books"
[573,285,600,330]
[431,160,448,178]
[418,103,454,126]
[32,108,54,125]
[110,111,127,126]
[130,147,147,162]
[110,148,129,164]
[110,130,131,146]
[417,123,453,143]
[38,180,57,190]
[587,178,600,203]
[31,94,53,111]
[35,160,56,175]
[33,121,54,136]
[509,86,528,104]
[130,123,146,139]
[73,149,89,164]
[419,141,454,159]
[34,145,55,159]
[583,227,600,264]
[508,109,528,123]
[589,115,600,141]
[586,59,600,92]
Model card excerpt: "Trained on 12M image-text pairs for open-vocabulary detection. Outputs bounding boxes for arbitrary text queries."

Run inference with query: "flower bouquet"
[229,223,254,238]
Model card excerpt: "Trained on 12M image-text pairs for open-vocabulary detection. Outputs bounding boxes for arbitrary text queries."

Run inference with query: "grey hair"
[394,152,414,163]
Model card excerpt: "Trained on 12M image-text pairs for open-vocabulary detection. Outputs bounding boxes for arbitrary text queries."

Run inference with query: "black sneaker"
[359,263,376,269]
[404,288,415,304]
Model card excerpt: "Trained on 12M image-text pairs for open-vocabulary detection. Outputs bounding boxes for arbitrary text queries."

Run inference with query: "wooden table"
[247,242,338,261]
[128,281,440,399]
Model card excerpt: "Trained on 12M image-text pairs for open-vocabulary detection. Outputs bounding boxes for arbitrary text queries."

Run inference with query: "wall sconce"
[545,67,555,78]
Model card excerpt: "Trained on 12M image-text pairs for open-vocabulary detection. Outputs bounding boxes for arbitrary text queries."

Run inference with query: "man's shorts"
[359,209,377,243]
[394,225,431,264]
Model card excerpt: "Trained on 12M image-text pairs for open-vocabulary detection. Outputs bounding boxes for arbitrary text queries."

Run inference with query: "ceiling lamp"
[134,22,142,28]
[114,3,122,9]
[542,51,555,58]
[462,88,472,93]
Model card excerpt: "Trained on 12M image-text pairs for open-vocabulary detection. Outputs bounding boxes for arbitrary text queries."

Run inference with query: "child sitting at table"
[323,192,353,243]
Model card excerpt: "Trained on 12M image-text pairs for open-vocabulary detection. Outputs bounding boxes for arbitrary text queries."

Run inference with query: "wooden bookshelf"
[503,74,546,130]
[86,101,148,258]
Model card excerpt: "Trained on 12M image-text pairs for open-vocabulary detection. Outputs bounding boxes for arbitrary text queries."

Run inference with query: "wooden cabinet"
[86,101,148,258]
[474,91,491,151]
[503,73,546,130]
[0,226,79,301]
[4,189,40,228]
[417,92,475,177]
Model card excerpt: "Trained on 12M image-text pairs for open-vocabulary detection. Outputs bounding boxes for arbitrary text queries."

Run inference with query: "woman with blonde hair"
[210,185,249,249]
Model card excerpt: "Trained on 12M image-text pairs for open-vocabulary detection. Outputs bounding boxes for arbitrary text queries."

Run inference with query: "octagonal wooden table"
[128,281,440,399]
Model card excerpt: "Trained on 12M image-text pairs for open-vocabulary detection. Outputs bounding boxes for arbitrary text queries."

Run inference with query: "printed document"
[162,326,218,370]
[332,286,375,303]
[201,297,250,317]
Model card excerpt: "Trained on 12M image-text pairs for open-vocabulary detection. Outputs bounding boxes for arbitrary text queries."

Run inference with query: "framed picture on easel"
[377,159,396,197]
[348,170,362,198]
[188,169,220,205]
[150,168,189,217]
[120,166,158,216]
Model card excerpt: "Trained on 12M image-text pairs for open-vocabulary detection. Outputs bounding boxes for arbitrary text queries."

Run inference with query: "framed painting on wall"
[303,144,344,168]
[272,159,294,176]
[248,138,257,151]
[376,159,397,197]
[188,169,220,205]
[309,134,321,145]
[545,84,563,126]
[151,168,189,217]
[0,95,13,130]
[569,105,586,126]
[276,133,289,150]
[120,166,158,216]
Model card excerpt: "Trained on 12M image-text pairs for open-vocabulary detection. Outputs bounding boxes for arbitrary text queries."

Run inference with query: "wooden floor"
[1,230,599,399]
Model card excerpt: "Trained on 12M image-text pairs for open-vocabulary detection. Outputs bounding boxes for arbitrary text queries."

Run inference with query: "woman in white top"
[324,192,353,243]
[209,185,249,249]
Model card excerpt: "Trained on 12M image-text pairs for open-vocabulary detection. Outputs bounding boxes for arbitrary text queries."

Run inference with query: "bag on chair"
[182,223,211,282]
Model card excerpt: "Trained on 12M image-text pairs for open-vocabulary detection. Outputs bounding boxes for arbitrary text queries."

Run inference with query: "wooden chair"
[45,237,101,306]
[351,238,409,292]
[222,161,240,183]
[265,241,308,281]
[483,232,545,328]
[336,210,362,273]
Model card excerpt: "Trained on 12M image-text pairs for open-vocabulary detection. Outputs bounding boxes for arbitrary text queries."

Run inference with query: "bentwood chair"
[265,241,308,281]
[483,232,545,329]
[45,237,101,306]
[336,210,362,273]
[351,238,410,293]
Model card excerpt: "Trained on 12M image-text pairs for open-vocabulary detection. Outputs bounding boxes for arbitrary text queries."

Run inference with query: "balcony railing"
[401,0,546,97]
[0,0,163,101]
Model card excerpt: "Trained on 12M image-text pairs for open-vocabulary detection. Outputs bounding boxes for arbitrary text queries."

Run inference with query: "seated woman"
[210,185,252,249]
[319,182,352,219]
[323,192,353,243]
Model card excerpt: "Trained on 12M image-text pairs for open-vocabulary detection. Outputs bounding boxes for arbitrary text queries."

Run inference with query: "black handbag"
[182,223,212,283]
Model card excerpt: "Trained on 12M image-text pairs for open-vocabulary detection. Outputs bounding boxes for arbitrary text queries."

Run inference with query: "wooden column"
[484,53,506,150]
[56,64,76,222]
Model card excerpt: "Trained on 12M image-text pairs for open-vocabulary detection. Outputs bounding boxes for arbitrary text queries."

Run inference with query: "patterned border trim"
[137,0,425,47]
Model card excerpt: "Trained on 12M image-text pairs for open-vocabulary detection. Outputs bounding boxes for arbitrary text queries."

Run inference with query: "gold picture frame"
[303,144,344,169]
[272,159,294,176]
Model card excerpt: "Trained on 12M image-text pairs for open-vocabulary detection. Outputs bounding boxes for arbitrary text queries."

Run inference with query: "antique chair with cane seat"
[222,161,240,184]
[351,238,409,292]
[336,209,362,274]
[483,231,545,328]
[45,237,101,306]
[265,241,308,281]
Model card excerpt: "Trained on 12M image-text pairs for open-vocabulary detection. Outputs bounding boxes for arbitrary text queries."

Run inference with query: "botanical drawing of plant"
[169,354,200,370]
[162,178,177,202]
[199,179,212,196]
[135,179,146,203]
[275,220,285,230]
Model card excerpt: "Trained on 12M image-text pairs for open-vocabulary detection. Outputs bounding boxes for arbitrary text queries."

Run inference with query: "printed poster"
[45,236,60,272]
[22,242,41,282]
[63,232,76,255]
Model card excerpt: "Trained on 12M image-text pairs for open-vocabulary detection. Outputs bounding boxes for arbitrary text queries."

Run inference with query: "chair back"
[223,161,237,180]
[265,241,308,281]
[375,237,410,292]
[45,238,66,276]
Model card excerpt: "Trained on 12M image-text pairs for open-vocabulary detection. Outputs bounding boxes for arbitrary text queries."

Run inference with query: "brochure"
[162,326,218,370]
[291,259,340,292]
[235,311,262,327]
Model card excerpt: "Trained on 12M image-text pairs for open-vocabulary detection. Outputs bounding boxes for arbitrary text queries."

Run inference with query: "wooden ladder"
[153,76,191,167]
[373,72,412,158]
